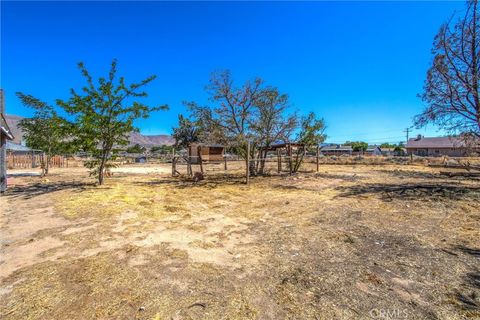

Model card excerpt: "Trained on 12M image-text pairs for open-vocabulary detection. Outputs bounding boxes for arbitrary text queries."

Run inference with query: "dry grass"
[1,162,479,319]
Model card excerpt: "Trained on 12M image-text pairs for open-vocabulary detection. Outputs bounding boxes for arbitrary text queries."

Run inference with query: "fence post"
[187,156,192,176]
[198,146,204,174]
[277,149,281,173]
[246,141,250,185]
[223,149,227,171]
[288,144,293,175]
[316,145,320,172]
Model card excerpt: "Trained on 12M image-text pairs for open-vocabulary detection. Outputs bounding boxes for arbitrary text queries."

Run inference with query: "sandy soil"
[0,162,479,319]
[111,165,172,175]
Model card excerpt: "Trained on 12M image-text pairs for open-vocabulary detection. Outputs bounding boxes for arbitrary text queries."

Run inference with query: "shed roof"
[189,142,224,148]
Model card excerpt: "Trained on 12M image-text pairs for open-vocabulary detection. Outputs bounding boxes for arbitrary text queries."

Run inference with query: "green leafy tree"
[126,143,146,154]
[57,60,167,185]
[150,145,172,153]
[393,145,405,155]
[292,112,326,172]
[16,93,74,175]
[172,114,201,148]
[380,143,396,149]
[297,112,327,147]
[345,141,368,152]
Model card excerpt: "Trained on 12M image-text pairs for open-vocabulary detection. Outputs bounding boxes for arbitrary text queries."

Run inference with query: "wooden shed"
[188,143,225,164]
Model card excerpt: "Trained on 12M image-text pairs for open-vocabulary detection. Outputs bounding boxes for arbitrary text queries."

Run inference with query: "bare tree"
[185,70,263,173]
[251,88,297,174]
[415,0,480,139]
[184,70,326,175]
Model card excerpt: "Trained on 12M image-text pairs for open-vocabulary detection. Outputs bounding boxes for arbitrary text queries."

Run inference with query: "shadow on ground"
[456,246,480,258]
[313,172,362,181]
[5,181,95,199]
[377,169,480,181]
[133,174,247,189]
[335,183,480,201]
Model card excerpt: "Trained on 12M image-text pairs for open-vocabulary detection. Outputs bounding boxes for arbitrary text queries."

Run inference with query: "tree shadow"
[5,181,94,199]
[464,271,480,289]
[454,270,480,312]
[456,245,480,258]
[445,246,480,312]
[313,172,362,181]
[133,174,247,189]
[376,170,444,180]
[335,183,480,201]
[7,173,42,177]
[377,169,480,181]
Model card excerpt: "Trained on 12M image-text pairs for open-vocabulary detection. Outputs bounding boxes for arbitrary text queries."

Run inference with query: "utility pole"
[404,128,410,143]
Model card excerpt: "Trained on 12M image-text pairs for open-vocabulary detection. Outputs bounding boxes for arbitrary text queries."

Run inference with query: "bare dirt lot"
[1,162,479,319]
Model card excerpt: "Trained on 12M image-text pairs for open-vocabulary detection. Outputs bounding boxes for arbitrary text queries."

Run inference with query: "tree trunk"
[249,152,257,176]
[40,152,47,176]
[293,147,305,173]
[258,149,267,175]
[45,155,50,175]
[98,151,107,185]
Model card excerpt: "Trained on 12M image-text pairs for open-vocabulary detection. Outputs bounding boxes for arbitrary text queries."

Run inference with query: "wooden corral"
[7,153,69,169]
[262,142,307,174]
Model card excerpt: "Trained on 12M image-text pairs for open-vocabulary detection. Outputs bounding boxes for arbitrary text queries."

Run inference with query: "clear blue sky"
[1,1,465,144]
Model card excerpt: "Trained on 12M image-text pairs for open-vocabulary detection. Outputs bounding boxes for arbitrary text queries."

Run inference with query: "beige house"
[406,136,479,157]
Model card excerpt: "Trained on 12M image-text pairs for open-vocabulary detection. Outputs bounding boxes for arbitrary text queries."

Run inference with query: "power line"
[327,136,406,144]
[330,129,404,139]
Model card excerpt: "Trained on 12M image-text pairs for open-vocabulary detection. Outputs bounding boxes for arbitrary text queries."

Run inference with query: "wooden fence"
[6,153,67,169]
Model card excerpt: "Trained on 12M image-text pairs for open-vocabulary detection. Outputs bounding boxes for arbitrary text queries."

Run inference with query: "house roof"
[406,136,479,149]
[321,145,353,151]
[366,145,380,151]
[6,141,33,152]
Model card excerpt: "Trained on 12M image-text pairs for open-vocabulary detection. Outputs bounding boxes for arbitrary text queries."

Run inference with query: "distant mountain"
[128,131,175,147]
[5,114,175,147]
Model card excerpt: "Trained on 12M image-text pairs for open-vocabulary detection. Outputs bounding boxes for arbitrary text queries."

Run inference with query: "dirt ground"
[1,161,479,319]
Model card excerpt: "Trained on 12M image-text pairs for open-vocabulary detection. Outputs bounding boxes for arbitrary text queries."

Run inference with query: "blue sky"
[1,1,465,144]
